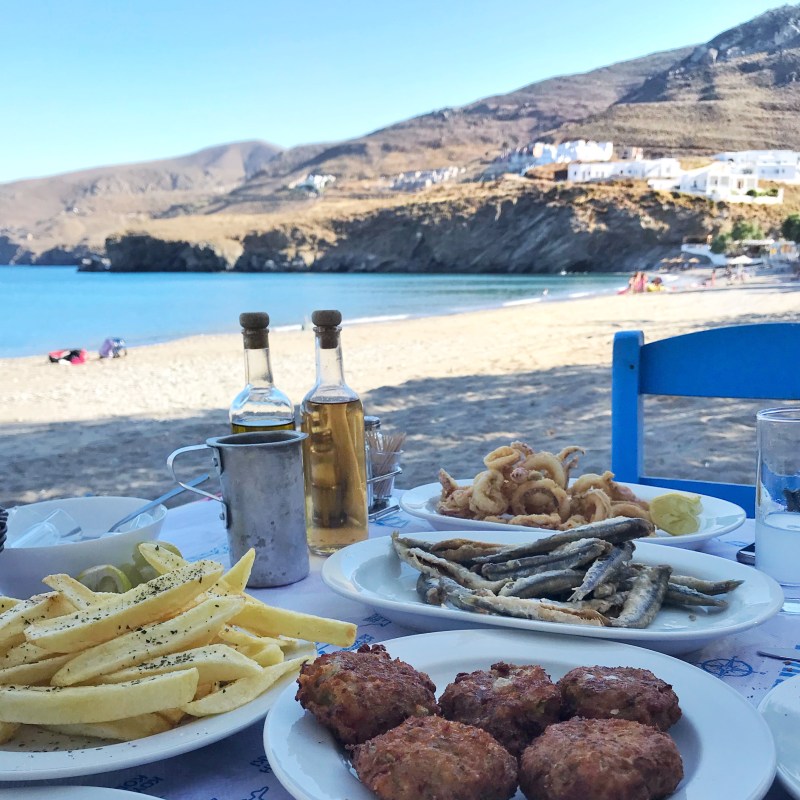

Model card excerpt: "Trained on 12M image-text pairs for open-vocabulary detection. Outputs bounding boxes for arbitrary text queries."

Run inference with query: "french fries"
[0,543,356,746]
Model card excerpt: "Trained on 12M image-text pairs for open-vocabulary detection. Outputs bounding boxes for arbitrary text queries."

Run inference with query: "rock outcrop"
[105,234,243,272]
[105,182,724,275]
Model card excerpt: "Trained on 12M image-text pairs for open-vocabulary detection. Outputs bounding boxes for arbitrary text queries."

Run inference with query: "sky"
[0,0,789,183]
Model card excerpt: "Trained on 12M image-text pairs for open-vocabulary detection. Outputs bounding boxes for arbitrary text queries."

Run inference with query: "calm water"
[0,266,627,357]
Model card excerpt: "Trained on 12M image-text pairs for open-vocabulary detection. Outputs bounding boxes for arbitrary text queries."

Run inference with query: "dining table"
[3,494,798,800]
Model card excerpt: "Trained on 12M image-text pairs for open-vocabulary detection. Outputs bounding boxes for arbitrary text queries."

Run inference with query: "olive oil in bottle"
[229,312,295,433]
[301,310,368,555]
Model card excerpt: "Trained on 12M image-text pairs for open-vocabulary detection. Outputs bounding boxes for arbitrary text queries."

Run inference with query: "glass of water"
[755,407,800,585]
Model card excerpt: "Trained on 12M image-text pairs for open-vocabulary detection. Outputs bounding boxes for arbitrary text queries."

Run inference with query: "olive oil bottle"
[301,310,368,555]
[229,312,295,433]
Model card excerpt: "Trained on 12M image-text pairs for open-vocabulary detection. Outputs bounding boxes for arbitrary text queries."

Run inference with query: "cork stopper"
[312,309,342,349]
[239,311,269,350]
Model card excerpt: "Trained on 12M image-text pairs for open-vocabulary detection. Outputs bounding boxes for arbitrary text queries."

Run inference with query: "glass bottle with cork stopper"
[229,312,295,433]
[301,309,368,555]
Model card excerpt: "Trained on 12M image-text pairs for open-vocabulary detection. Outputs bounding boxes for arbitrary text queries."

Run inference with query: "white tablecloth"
[6,499,798,799]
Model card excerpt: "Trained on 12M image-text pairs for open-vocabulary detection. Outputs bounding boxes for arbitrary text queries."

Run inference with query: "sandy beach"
[1,279,798,509]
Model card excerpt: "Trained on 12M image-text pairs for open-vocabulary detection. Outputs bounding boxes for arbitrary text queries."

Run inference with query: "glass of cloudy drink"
[755,407,800,586]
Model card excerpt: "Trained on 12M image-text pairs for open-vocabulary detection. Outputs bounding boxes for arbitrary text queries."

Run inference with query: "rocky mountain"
[556,5,800,152]
[0,141,281,262]
[4,4,800,269]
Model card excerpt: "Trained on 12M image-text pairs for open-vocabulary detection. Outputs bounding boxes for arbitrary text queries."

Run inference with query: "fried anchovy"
[436,577,608,627]
[392,534,507,591]
[416,574,447,605]
[593,582,618,599]
[499,569,586,599]
[668,574,744,595]
[569,542,635,603]
[473,516,654,565]
[663,583,728,609]
[610,565,671,628]
[394,534,504,564]
[623,563,743,596]
[480,538,611,580]
[579,592,630,614]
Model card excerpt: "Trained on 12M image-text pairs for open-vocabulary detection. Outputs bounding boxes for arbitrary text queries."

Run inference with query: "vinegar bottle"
[301,310,368,555]
[229,312,295,433]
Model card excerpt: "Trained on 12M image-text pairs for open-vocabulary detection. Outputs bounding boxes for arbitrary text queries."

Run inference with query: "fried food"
[558,666,681,730]
[295,643,439,745]
[398,521,742,631]
[519,717,683,800]
[436,443,652,530]
[351,715,518,800]
[439,661,561,757]
[0,543,354,745]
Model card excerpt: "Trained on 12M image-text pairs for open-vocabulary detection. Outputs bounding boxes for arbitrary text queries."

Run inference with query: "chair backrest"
[611,323,800,517]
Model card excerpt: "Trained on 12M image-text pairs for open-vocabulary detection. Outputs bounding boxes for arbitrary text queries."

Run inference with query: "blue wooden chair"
[611,323,800,517]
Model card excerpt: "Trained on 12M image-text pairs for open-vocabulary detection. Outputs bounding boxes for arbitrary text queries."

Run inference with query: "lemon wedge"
[75,564,133,593]
[650,493,703,535]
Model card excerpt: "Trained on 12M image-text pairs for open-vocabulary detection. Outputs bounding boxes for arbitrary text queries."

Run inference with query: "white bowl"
[0,496,166,598]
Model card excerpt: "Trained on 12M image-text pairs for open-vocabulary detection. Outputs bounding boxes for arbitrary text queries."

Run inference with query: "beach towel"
[48,349,87,365]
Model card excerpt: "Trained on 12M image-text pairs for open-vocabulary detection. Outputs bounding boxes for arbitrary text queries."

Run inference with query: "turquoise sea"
[0,266,628,358]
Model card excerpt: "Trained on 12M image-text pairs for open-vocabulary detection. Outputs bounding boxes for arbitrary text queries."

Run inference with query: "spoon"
[107,474,211,533]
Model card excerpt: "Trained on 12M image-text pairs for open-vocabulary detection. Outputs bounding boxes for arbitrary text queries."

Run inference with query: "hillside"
[4,4,800,269]
[0,141,281,262]
[103,177,800,276]
[554,5,800,152]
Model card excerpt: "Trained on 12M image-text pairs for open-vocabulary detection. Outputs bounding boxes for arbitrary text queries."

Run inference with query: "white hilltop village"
[487,139,797,204]
[286,140,799,272]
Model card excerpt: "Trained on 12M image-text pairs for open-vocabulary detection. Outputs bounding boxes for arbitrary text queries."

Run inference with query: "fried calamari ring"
[483,446,522,473]
[508,513,562,529]
[570,488,612,523]
[470,470,508,516]
[569,470,615,497]
[609,501,653,523]
[521,452,568,490]
[510,478,570,519]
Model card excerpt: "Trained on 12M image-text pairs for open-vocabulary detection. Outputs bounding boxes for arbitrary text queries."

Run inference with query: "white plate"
[0,788,160,799]
[0,643,315,782]
[321,531,783,655]
[759,674,800,799]
[399,480,746,549]
[264,629,776,800]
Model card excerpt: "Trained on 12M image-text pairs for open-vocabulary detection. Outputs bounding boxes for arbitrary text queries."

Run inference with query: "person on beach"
[633,272,647,293]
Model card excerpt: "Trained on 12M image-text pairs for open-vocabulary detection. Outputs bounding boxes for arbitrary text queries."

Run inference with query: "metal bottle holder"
[367,464,403,521]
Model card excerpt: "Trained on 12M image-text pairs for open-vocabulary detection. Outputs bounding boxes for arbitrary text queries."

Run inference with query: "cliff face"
[105,182,724,275]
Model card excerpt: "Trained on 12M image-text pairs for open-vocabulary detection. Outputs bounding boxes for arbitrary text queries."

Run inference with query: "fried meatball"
[295,643,439,744]
[351,715,518,800]
[439,661,561,757]
[558,666,681,730]
[519,717,683,800]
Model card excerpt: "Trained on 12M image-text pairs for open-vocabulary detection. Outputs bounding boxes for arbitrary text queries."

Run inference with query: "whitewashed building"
[713,150,800,184]
[568,158,681,183]
[485,139,613,177]
[678,162,760,201]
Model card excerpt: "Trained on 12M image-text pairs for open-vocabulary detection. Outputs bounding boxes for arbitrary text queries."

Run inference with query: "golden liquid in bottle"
[231,418,295,434]
[301,398,368,555]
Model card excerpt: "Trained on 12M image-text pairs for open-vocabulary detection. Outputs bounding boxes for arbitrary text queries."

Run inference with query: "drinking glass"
[755,407,800,586]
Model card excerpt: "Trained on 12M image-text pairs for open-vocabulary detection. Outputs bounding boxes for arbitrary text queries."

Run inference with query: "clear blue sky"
[0,0,787,183]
